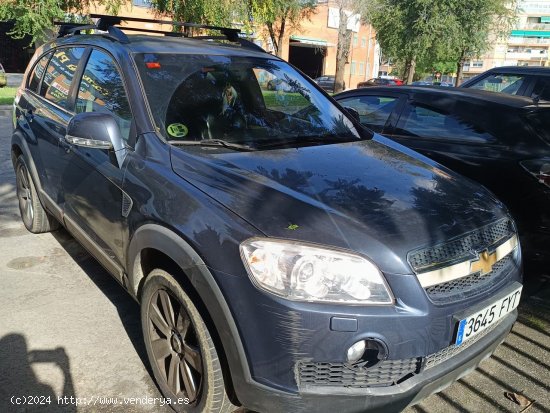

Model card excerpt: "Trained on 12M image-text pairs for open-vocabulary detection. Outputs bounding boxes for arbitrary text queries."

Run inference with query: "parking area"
[0,110,548,413]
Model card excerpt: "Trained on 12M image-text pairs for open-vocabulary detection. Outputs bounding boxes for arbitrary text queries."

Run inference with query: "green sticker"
[167,123,188,138]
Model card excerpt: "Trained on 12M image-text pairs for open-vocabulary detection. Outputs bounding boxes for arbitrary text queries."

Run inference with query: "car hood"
[170,135,507,274]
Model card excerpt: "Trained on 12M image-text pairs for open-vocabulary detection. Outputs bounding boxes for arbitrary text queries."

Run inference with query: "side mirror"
[66,112,126,167]
[344,106,361,122]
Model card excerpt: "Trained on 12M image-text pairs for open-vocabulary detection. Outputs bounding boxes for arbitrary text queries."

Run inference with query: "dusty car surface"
[12,15,522,413]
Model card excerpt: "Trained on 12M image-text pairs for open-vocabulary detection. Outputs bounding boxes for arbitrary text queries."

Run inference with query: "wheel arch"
[11,131,44,193]
[127,223,250,406]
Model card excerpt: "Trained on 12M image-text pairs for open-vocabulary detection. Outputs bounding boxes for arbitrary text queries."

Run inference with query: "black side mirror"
[344,106,361,122]
[66,112,126,167]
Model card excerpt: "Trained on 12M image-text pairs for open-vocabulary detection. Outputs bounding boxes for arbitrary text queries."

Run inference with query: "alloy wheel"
[147,288,203,403]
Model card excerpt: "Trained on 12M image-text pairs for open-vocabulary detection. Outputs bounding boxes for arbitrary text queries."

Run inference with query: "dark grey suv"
[11,15,522,413]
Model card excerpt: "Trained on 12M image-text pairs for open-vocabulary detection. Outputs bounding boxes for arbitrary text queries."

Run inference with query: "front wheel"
[140,269,235,413]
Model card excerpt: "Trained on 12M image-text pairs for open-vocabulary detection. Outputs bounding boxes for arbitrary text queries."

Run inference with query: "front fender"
[126,223,257,404]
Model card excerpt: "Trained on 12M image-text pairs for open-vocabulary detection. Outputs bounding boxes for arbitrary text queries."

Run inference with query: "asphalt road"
[0,110,548,413]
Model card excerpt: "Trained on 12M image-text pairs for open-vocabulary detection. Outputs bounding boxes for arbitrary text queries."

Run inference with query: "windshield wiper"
[256,135,359,150]
[169,139,256,151]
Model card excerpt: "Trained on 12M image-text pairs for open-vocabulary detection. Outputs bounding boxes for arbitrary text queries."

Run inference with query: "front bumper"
[235,309,517,413]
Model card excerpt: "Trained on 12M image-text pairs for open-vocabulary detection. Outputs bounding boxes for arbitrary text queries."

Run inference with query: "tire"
[15,155,59,233]
[140,269,235,413]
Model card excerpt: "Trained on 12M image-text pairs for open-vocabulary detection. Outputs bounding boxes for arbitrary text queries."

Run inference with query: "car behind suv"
[461,66,550,101]
[11,15,522,413]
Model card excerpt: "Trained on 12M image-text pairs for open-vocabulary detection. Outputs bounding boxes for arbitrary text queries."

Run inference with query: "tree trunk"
[276,15,286,58]
[455,49,466,87]
[267,23,278,55]
[406,56,416,84]
[334,7,352,93]
[403,58,411,84]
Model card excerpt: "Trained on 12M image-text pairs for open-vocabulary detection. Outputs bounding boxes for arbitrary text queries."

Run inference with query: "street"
[0,110,548,413]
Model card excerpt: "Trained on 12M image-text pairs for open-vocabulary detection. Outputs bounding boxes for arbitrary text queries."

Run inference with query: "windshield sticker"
[167,123,188,138]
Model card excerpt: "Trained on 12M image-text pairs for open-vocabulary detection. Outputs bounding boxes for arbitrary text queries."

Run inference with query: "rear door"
[20,47,86,207]
[59,48,134,277]
[387,95,519,188]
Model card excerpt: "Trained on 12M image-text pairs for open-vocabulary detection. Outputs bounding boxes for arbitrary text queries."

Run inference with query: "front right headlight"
[240,238,394,305]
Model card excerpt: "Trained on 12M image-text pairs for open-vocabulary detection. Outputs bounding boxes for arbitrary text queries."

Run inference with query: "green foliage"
[150,0,234,28]
[361,0,517,82]
[248,0,317,56]
[0,0,124,44]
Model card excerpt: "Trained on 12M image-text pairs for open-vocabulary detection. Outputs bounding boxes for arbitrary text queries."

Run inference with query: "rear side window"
[466,73,526,95]
[40,47,85,108]
[76,49,132,143]
[338,95,398,133]
[28,52,52,93]
[396,103,493,143]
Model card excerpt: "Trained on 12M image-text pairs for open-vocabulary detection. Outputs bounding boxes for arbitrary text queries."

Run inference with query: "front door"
[60,48,134,276]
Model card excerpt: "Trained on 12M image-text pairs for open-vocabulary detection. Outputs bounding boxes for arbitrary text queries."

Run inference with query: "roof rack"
[54,14,264,52]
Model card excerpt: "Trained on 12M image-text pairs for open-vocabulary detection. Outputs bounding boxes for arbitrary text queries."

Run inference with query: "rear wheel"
[15,155,59,233]
[141,269,234,413]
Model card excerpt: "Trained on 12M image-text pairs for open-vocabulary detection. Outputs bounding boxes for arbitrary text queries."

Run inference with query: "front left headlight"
[240,238,394,305]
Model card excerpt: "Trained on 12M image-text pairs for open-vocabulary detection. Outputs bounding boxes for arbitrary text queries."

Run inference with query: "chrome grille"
[425,255,515,303]
[408,219,514,273]
[297,358,421,388]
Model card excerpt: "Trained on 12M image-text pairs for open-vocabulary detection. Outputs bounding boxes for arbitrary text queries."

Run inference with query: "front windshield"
[134,53,362,148]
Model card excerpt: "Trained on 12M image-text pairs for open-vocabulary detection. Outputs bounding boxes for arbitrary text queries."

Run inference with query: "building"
[462,0,550,80]
[269,1,380,89]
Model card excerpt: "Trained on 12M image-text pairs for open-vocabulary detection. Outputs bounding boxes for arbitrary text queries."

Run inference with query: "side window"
[396,103,493,143]
[76,49,132,143]
[466,73,526,95]
[338,95,398,133]
[27,52,52,93]
[40,47,84,108]
[532,77,550,101]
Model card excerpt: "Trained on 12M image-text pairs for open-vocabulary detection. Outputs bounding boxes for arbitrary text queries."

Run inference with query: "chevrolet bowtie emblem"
[470,250,497,275]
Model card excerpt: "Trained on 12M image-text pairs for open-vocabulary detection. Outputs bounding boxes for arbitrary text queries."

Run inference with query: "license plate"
[455,286,522,346]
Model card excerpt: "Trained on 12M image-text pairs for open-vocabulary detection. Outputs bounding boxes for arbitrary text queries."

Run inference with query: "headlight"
[240,238,393,304]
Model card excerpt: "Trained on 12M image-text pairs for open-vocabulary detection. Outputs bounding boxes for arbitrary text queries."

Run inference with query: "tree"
[361,0,457,84]
[0,0,124,44]
[150,0,234,31]
[333,0,355,93]
[448,0,517,86]
[249,0,316,57]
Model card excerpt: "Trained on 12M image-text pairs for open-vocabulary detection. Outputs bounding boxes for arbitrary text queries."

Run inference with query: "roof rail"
[54,15,264,52]
[53,21,130,43]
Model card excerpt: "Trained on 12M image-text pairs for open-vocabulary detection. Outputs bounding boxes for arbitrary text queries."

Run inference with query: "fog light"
[346,340,366,363]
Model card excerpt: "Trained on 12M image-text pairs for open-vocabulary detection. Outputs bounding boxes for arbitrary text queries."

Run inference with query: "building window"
[359,62,364,76]
[353,34,358,46]
[361,37,366,47]
[472,61,483,68]
[350,61,356,75]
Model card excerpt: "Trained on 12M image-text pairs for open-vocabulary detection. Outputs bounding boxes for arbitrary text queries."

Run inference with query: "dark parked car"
[461,66,550,101]
[335,86,549,284]
[313,75,340,92]
[358,77,403,88]
[12,15,522,413]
